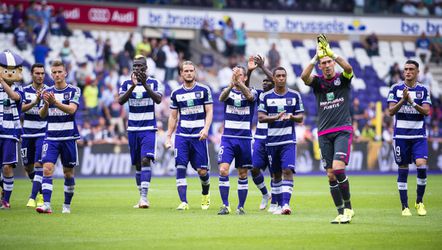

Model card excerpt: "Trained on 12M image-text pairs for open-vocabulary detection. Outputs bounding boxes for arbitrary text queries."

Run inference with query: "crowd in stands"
[1,0,442,148]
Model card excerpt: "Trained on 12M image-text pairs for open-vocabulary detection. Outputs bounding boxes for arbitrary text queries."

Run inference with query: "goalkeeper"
[300,34,355,224]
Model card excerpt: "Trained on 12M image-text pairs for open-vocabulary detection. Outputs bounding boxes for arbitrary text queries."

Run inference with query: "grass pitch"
[1,174,441,249]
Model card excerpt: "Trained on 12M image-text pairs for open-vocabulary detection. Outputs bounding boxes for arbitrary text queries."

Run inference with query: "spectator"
[13,21,28,51]
[200,19,217,51]
[402,1,417,15]
[164,43,179,81]
[419,65,433,88]
[416,32,432,64]
[108,94,126,136]
[33,39,50,65]
[124,33,135,59]
[95,37,104,61]
[267,42,281,70]
[382,124,394,144]
[25,0,39,29]
[78,121,93,146]
[135,36,151,57]
[51,7,71,36]
[430,31,442,64]
[435,2,442,16]
[11,4,24,29]
[154,38,167,82]
[350,97,367,131]
[389,72,402,87]
[365,32,379,56]
[32,17,49,45]
[83,76,100,120]
[415,2,430,16]
[119,66,131,85]
[428,122,442,142]
[222,17,236,57]
[360,122,376,141]
[235,22,247,60]
[103,38,115,69]
[59,39,75,64]
[116,50,131,75]
[75,61,91,92]
[0,4,13,33]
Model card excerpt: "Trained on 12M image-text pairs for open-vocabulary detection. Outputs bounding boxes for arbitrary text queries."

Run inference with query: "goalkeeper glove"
[317,34,337,59]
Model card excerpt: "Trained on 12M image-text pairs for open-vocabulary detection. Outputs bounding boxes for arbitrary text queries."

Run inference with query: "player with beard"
[166,61,213,210]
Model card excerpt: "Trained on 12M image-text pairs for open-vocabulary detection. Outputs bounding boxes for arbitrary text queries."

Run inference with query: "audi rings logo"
[88,8,111,22]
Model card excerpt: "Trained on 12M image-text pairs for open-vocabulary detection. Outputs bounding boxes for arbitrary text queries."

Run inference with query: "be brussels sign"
[2,0,137,27]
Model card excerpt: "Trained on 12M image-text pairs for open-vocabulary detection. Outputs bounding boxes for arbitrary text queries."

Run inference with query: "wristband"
[310,55,318,65]
[411,102,417,107]
[332,54,338,60]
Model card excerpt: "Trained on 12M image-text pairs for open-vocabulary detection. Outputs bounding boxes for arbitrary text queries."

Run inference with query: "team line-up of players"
[0,34,431,223]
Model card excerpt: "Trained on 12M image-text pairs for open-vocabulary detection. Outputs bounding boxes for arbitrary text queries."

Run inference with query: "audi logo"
[88,8,111,22]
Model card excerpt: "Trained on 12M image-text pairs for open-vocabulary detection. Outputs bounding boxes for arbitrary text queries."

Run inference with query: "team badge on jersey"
[416,91,423,99]
[64,92,70,100]
[334,78,341,86]
[286,98,292,106]
[195,92,202,99]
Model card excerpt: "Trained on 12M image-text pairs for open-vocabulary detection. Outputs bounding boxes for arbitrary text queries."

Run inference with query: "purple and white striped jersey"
[258,89,304,146]
[170,83,212,137]
[44,84,80,141]
[119,78,164,132]
[22,84,48,138]
[254,90,267,140]
[387,82,432,139]
[0,84,23,141]
[222,88,257,139]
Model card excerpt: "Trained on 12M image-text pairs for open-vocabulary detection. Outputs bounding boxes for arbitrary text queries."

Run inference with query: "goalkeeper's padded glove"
[316,44,326,60]
[317,34,337,59]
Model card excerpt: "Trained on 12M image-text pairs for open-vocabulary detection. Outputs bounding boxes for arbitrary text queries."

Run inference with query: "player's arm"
[22,90,42,112]
[284,113,304,123]
[404,88,430,116]
[118,74,137,105]
[236,81,254,102]
[0,78,21,101]
[258,111,286,123]
[300,57,317,86]
[39,101,49,118]
[165,108,178,149]
[142,82,162,104]
[200,103,213,140]
[245,56,257,87]
[388,88,408,116]
[255,55,273,80]
[219,83,233,102]
[53,98,78,115]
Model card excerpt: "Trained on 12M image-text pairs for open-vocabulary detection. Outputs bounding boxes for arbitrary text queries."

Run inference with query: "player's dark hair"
[31,63,44,73]
[405,60,419,69]
[272,66,287,76]
[234,65,246,75]
[263,77,274,84]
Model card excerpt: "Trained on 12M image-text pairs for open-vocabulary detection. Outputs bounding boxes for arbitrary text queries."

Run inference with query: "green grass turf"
[1,175,442,249]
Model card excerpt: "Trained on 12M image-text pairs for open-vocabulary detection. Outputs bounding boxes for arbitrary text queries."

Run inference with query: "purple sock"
[219,175,230,206]
[42,176,53,204]
[270,180,277,204]
[2,176,14,202]
[64,177,75,205]
[135,171,141,193]
[397,168,409,209]
[28,170,35,181]
[273,181,282,206]
[30,167,43,199]
[281,180,293,207]
[252,172,268,196]
[176,166,187,203]
[416,166,427,203]
[237,177,248,209]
